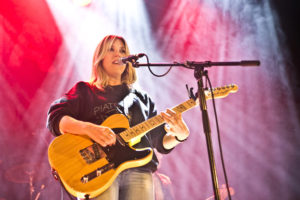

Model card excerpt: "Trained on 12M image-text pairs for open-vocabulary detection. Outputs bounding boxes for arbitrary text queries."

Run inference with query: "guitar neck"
[119,98,196,142]
[119,84,238,143]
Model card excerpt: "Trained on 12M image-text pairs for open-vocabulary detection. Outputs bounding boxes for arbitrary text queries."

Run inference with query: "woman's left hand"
[161,109,189,141]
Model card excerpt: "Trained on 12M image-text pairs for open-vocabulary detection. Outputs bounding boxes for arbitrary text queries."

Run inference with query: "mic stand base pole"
[195,67,220,200]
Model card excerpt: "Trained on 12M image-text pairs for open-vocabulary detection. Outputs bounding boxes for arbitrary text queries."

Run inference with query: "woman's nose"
[114,50,121,57]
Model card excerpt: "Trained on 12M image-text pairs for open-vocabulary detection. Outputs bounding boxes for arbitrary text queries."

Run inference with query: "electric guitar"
[48,84,238,199]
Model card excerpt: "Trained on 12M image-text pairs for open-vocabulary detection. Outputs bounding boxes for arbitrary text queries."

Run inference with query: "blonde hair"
[91,35,137,87]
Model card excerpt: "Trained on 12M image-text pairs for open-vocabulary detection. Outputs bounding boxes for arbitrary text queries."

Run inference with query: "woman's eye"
[109,47,114,52]
[120,49,126,54]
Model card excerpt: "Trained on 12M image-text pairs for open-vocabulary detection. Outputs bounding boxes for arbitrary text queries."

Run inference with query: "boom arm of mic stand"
[134,60,260,68]
[133,62,188,68]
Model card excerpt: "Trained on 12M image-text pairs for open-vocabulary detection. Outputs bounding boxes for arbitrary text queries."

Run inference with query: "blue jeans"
[81,169,154,200]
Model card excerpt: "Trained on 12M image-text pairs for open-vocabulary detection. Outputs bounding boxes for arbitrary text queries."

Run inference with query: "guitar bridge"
[96,169,102,176]
[82,176,89,183]
[80,163,115,183]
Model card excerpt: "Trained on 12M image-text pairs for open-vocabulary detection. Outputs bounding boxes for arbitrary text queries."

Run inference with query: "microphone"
[120,53,145,64]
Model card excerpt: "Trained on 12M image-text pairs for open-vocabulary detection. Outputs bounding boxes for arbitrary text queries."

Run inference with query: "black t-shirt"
[47,81,173,172]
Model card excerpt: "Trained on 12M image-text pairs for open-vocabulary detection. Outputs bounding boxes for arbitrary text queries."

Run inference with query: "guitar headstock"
[205,84,238,100]
[179,84,238,111]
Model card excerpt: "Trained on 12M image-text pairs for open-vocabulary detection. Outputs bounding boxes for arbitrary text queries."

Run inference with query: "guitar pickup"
[79,143,107,164]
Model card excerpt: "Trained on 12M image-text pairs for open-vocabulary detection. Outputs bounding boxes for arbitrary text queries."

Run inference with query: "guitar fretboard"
[119,98,196,142]
[119,84,238,143]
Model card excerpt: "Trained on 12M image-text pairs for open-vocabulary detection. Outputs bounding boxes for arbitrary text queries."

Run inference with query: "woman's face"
[102,39,127,85]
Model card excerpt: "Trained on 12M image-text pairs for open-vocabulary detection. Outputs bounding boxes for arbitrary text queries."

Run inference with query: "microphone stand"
[134,60,260,200]
[193,65,220,200]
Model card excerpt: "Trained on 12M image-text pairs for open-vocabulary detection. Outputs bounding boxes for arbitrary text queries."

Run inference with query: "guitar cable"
[205,74,232,200]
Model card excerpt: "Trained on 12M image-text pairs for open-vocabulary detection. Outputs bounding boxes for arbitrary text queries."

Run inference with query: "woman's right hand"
[85,124,117,147]
[59,116,116,147]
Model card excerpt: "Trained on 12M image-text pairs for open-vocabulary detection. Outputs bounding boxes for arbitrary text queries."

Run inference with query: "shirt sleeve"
[46,82,85,136]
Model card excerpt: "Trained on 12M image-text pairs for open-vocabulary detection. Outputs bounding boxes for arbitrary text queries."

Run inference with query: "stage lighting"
[72,0,92,7]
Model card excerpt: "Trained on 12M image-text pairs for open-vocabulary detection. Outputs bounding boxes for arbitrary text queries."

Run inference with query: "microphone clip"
[120,53,145,66]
